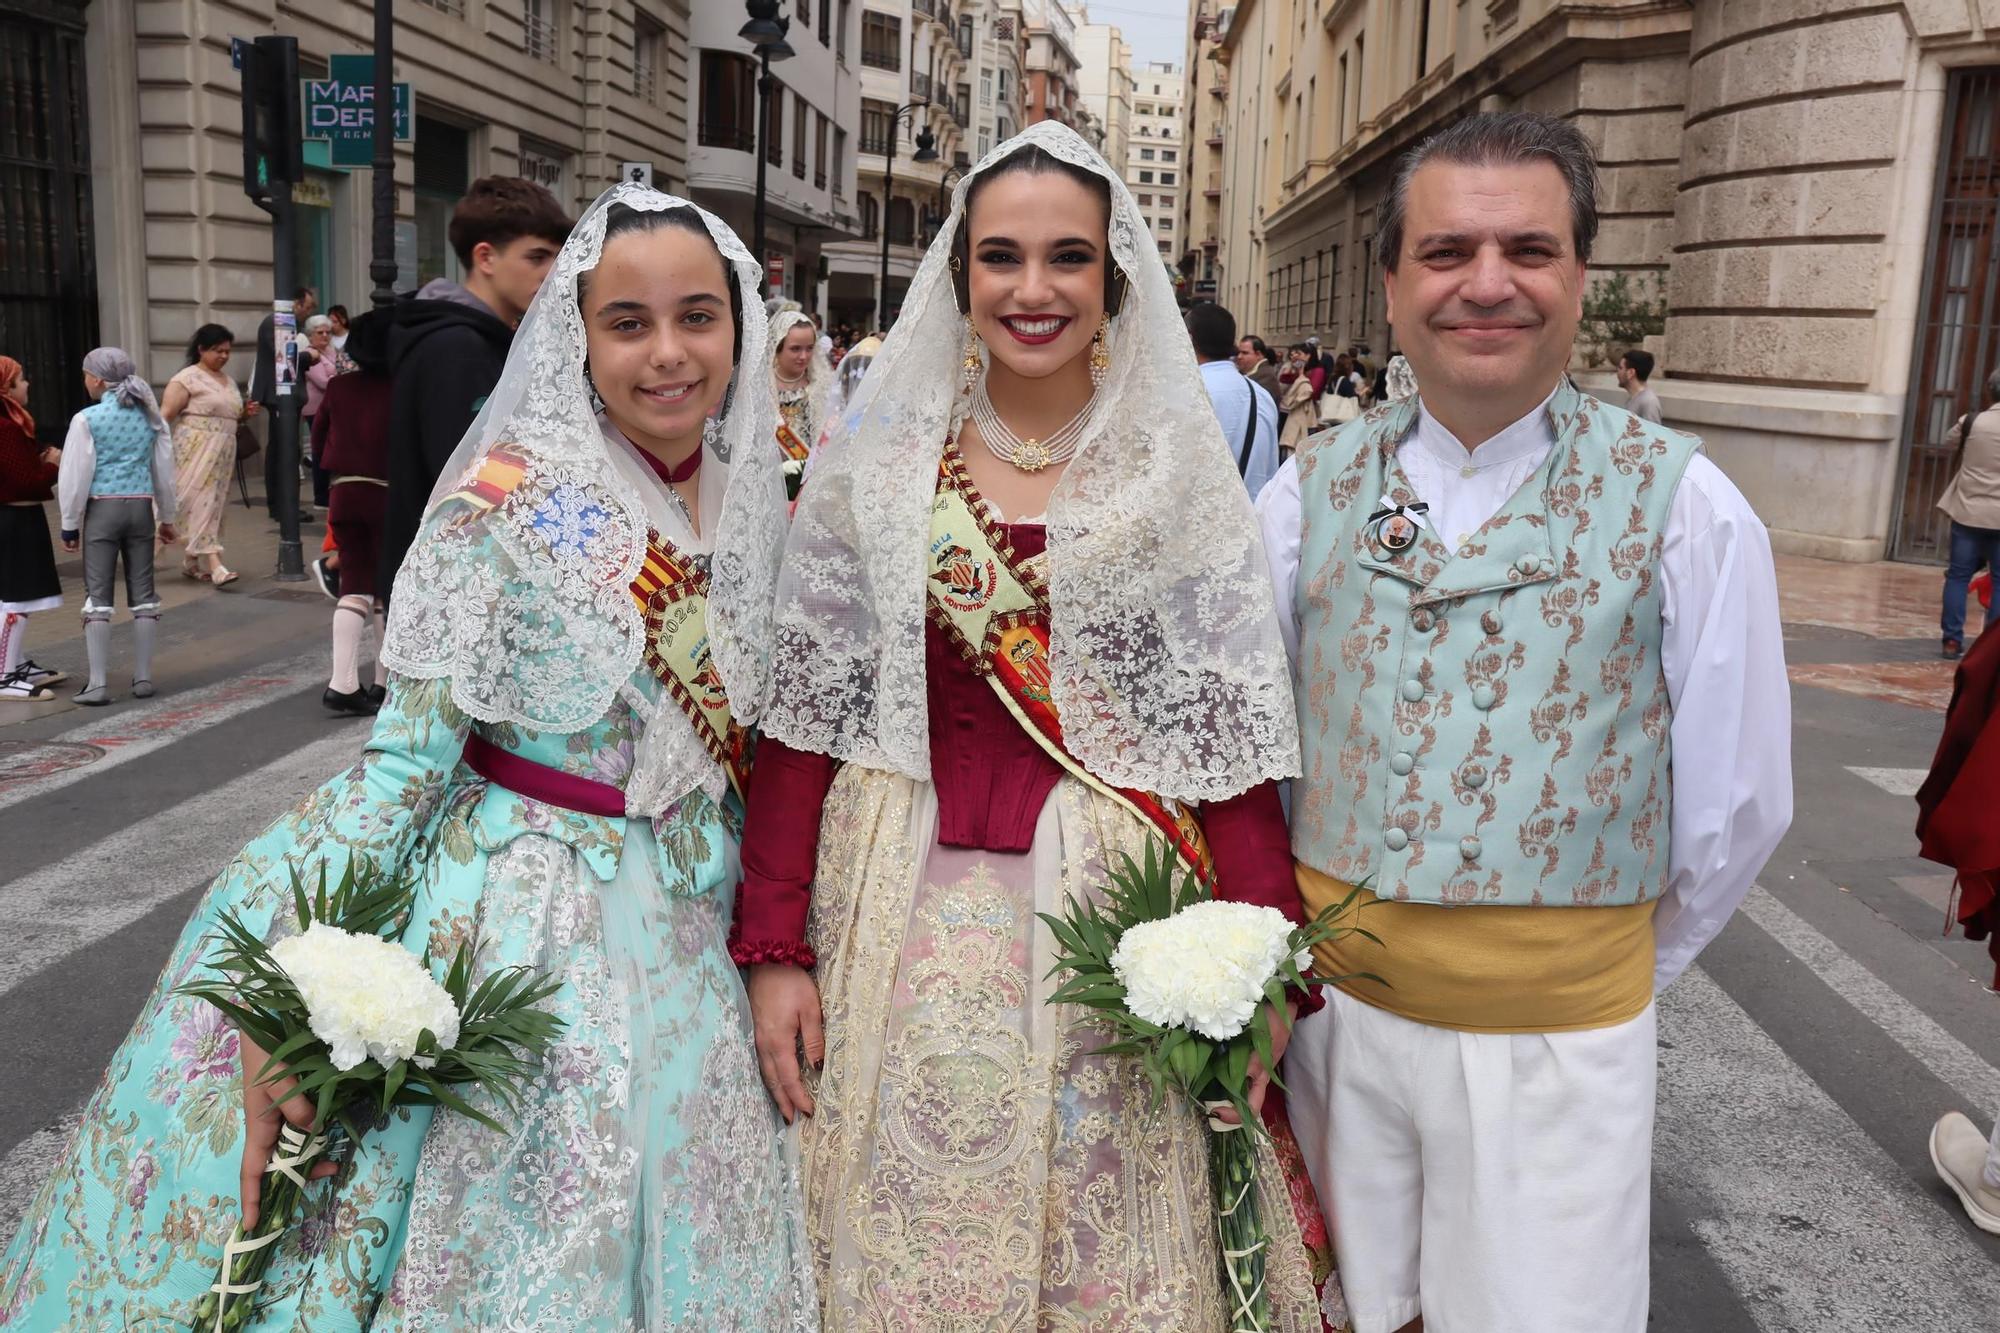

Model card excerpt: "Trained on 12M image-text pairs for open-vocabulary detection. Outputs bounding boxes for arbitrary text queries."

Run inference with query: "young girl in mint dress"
[0,186,809,1330]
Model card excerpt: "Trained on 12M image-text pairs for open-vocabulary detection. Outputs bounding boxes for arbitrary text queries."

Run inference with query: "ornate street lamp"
[744,2,795,291]
[877,110,937,327]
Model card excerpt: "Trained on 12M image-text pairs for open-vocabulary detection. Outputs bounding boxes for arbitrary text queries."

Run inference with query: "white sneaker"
[0,669,51,702]
[1930,1111,2000,1234]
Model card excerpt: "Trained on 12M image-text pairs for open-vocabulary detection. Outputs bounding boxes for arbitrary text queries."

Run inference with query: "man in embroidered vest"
[1257,112,1794,1333]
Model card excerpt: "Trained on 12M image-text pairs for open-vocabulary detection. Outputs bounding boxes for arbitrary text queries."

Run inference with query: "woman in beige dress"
[161,323,253,586]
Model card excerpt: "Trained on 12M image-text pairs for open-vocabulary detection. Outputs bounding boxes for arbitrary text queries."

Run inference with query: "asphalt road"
[1,521,1996,1331]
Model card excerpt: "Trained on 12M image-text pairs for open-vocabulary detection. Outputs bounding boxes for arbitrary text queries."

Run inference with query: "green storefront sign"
[304,54,412,167]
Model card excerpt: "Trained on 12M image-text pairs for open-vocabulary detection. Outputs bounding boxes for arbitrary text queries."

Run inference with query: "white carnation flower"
[1109,900,1304,1042]
[269,923,462,1072]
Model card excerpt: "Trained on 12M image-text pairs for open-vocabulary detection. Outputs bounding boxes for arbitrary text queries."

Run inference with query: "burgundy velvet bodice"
[730,521,1302,968]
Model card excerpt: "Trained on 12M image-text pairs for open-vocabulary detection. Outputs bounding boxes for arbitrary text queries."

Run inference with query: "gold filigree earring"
[962,322,983,392]
[1089,313,1111,389]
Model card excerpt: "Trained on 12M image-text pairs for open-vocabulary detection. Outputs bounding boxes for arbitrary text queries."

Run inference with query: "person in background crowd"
[1279,341,1323,454]
[251,284,316,525]
[1331,351,1364,400]
[327,303,350,352]
[161,323,251,587]
[1938,370,2000,658]
[379,176,570,598]
[0,356,65,701]
[57,347,178,706]
[1618,347,1663,423]
[300,314,346,511]
[1189,302,1279,496]
[1917,623,2000,1234]
[1236,333,1284,403]
[313,310,395,717]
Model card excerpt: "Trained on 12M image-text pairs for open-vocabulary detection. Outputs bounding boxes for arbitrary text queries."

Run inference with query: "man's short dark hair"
[448,176,573,269]
[1185,301,1237,361]
[1379,111,1599,271]
[294,285,316,303]
[1620,348,1654,382]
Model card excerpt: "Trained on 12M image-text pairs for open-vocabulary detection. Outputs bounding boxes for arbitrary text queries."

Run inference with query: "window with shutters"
[634,12,663,104]
[861,99,896,155]
[698,50,757,152]
[833,125,848,197]
[766,82,785,166]
[793,96,808,177]
[862,11,900,70]
[815,112,829,188]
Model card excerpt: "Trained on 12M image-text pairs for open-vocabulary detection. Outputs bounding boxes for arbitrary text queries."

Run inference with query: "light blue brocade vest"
[82,393,160,498]
[1291,380,1700,909]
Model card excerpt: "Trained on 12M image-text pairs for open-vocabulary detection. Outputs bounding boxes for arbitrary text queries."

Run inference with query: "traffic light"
[241,35,304,204]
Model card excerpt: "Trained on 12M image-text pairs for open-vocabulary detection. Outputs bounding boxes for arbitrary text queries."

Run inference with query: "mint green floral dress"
[0,664,816,1330]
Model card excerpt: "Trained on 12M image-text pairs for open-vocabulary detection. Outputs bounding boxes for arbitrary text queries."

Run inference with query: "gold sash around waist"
[1298,865,1656,1034]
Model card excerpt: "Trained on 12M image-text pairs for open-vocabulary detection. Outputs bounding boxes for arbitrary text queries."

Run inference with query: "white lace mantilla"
[382,183,786,815]
[765,121,1300,803]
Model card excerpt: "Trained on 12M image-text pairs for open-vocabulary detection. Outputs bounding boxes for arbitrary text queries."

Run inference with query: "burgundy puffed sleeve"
[1203,779,1324,1015]
[729,736,837,968]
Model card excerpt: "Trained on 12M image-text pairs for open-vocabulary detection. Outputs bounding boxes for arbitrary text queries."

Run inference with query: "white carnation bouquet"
[177,860,564,1333]
[1040,840,1375,1333]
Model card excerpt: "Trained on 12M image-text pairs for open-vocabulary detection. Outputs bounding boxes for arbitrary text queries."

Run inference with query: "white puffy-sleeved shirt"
[1255,392,1794,990]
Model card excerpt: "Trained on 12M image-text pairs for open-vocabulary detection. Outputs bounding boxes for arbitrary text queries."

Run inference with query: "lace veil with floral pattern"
[381,183,785,815]
[761,121,1300,803]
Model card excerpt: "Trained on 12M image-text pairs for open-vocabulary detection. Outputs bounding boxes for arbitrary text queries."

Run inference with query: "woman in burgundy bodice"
[728,124,1336,1331]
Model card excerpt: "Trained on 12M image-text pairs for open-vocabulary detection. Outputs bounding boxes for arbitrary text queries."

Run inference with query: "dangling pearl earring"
[1089,313,1111,389]
[962,323,983,392]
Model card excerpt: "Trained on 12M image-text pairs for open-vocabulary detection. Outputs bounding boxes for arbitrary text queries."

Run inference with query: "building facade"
[688,0,863,312]
[1180,3,1225,304]
[819,0,970,330]
[1201,0,2000,564]
[1022,0,1080,127]
[1074,20,1133,170]
[0,0,693,424]
[1128,60,1184,266]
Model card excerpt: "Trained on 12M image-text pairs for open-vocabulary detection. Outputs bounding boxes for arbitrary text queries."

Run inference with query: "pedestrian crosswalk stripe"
[0,649,328,813]
[0,724,368,1004]
[1739,886,2000,1114]
[1844,765,1929,798]
[1659,968,2000,1330]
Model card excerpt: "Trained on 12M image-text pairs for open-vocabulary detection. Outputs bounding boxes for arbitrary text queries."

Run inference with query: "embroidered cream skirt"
[802,765,1330,1332]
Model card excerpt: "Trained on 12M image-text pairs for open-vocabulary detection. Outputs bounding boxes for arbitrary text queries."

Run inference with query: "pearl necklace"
[971,381,1095,473]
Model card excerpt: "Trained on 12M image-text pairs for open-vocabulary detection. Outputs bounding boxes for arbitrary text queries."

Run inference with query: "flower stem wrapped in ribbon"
[1038,840,1378,1333]
[177,860,566,1333]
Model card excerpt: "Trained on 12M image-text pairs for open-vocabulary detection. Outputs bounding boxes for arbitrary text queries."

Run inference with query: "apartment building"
[688,0,863,311]
[1201,0,2000,564]
[1128,60,1183,264]
[4,0,692,412]
[1073,20,1133,169]
[1022,0,1079,127]
[819,0,969,329]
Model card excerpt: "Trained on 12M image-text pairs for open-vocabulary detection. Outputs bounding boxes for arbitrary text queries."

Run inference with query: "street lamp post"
[877,109,937,329]
[369,0,396,314]
[741,1,795,292]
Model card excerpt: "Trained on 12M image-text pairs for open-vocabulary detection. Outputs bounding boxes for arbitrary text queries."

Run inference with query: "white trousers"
[1286,988,1657,1333]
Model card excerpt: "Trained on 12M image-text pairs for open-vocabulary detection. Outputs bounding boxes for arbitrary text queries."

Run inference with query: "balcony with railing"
[912,71,933,101]
[699,119,756,153]
[1202,170,1221,197]
[522,4,558,62]
[1206,122,1224,146]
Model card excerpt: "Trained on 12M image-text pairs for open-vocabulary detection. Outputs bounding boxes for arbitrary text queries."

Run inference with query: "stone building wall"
[83,0,691,384]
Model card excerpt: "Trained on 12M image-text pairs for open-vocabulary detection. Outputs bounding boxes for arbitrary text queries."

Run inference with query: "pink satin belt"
[463,733,627,818]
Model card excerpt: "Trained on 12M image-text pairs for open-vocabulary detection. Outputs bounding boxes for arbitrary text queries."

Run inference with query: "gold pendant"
[1013,438,1052,471]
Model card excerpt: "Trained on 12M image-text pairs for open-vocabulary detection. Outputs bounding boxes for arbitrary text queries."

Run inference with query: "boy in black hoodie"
[380,176,571,595]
